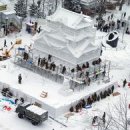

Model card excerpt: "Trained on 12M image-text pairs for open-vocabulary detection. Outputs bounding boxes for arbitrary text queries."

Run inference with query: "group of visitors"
[36,55,106,86]
[20,50,106,86]
[37,54,57,71]
[92,112,106,125]
[96,12,130,34]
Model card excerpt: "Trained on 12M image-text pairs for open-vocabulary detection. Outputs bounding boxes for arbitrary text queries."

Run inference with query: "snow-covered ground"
[0,2,130,130]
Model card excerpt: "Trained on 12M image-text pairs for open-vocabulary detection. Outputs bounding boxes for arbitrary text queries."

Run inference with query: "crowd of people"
[35,54,106,86]
[18,49,108,87]
[96,12,130,34]
[92,112,106,126]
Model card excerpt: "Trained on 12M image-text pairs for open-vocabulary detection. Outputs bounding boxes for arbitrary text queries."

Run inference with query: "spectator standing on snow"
[18,74,22,84]
[48,54,52,62]
[100,49,103,56]
[88,77,91,86]
[123,79,127,87]
[38,57,41,66]
[102,112,106,124]
[111,14,113,19]
[4,39,7,47]
[124,12,126,17]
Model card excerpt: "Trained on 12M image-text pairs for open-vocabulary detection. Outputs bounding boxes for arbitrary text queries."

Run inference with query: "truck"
[15,103,48,125]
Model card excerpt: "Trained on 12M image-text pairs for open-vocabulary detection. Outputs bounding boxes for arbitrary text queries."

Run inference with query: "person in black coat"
[52,63,56,71]
[18,74,22,84]
[38,57,41,66]
[123,79,127,87]
[62,66,66,74]
[102,112,106,124]
[4,39,7,47]
[88,77,91,86]
[48,54,52,62]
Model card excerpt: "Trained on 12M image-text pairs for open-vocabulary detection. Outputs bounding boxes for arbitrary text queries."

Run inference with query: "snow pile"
[0,0,10,4]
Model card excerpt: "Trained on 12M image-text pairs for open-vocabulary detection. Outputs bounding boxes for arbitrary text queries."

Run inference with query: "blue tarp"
[1,98,15,104]
[85,105,92,109]
[18,48,25,51]
[27,60,33,65]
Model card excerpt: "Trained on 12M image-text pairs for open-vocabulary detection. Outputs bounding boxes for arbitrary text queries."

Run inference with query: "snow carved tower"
[33,7,101,67]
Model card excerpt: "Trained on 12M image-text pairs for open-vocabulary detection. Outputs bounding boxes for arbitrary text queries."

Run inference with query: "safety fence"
[14,55,110,91]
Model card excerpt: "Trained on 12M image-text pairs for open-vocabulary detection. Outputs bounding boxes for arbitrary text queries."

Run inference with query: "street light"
[5,17,8,36]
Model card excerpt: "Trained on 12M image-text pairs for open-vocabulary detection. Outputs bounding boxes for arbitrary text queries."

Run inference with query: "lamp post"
[5,17,8,36]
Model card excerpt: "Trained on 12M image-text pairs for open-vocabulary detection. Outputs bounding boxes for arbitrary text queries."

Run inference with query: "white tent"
[33,8,101,67]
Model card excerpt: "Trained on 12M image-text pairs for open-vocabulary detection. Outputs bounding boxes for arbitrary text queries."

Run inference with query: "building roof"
[47,7,93,29]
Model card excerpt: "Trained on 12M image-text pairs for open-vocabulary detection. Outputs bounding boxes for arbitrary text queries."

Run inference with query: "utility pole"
[98,0,106,20]
[119,0,125,10]
[128,0,130,5]
[26,0,28,11]
[55,0,58,11]
[42,0,45,18]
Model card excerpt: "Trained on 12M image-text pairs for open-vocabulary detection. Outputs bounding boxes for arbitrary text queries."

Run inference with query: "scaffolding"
[14,48,111,91]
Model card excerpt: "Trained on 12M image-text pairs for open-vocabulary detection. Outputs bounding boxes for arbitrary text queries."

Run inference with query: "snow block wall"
[0,81,118,118]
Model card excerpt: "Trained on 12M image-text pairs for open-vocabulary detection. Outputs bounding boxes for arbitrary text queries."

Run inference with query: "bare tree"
[119,0,125,10]
[98,0,106,20]
[104,94,128,130]
[127,0,130,5]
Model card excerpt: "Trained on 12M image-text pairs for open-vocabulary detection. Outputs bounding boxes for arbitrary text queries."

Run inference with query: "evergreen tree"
[71,0,81,13]
[14,0,27,18]
[37,8,42,18]
[64,0,81,13]
[30,3,38,17]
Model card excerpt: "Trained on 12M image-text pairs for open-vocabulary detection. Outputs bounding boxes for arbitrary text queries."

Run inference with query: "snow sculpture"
[59,77,73,96]
[33,7,101,67]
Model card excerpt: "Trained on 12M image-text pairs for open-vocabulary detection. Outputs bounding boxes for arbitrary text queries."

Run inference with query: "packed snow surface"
[0,2,129,130]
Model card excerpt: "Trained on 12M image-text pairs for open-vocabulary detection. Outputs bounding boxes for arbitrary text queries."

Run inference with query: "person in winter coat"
[92,116,97,125]
[111,14,113,19]
[88,77,91,86]
[4,39,7,47]
[102,112,106,124]
[124,12,126,17]
[123,79,127,87]
[38,57,41,66]
[48,54,52,62]
[18,74,22,84]
[62,66,66,74]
